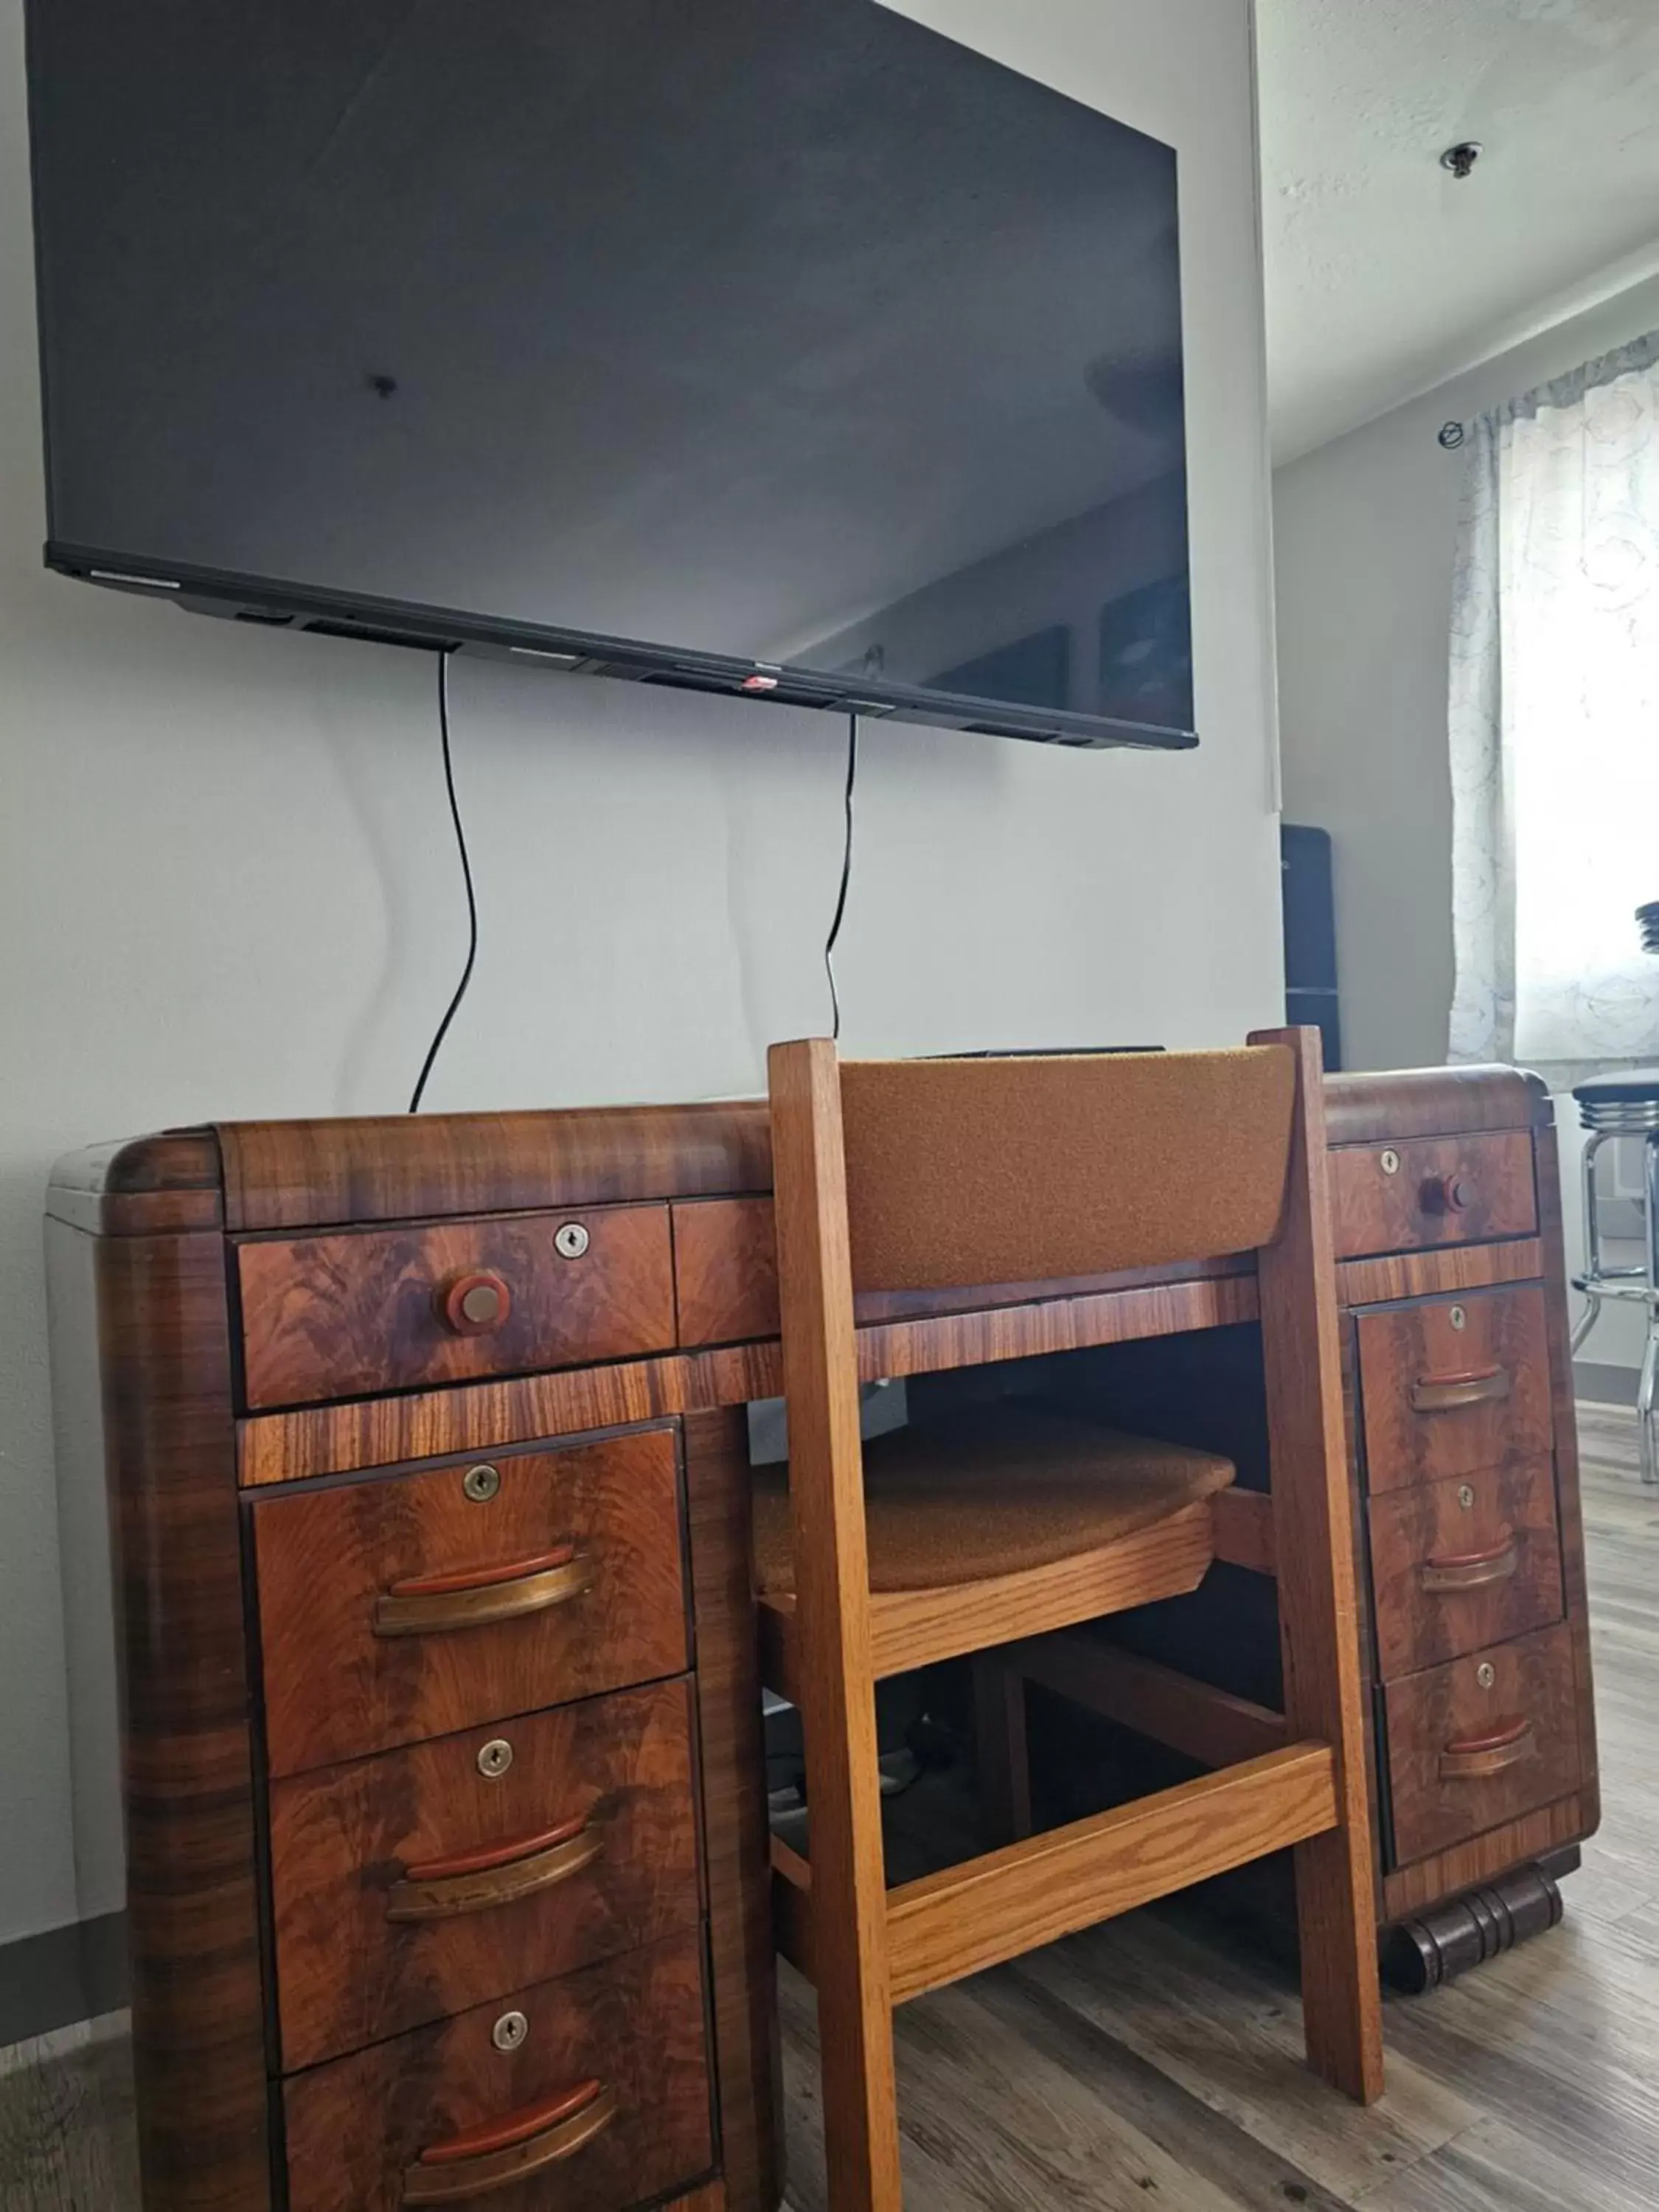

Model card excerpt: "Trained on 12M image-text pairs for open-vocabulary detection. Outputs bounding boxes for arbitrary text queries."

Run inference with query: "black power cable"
[823,709,859,1040]
[407,649,478,1113]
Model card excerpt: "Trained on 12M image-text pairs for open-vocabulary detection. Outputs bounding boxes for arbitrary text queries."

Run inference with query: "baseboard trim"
[0,1912,128,2046]
[1575,1361,1641,1408]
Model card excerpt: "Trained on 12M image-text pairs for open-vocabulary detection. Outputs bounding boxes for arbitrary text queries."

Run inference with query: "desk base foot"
[1381,1848,1577,1992]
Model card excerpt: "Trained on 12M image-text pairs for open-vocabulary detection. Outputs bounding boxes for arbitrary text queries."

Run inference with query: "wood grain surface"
[886,1745,1337,2006]
[673,1199,781,1346]
[280,1931,713,2212]
[681,1408,785,2212]
[1356,1284,1552,1494]
[1382,1623,1582,1866]
[1336,1238,1543,1311]
[1212,1486,1276,1574]
[1249,1028,1385,2104]
[765,1039,903,2212]
[1001,1635,1288,1771]
[0,2017,139,2212]
[251,1427,689,1774]
[15,1412,1654,2212]
[236,1273,1264,1485]
[1329,1133,1537,1261]
[1379,1790,1592,1921]
[1532,1123,1601,1843]
[95,1230,271,2211]
[268,1678,702,2070]
[759,1503,1219,1708]
[1323,1065,1547,1147]
[237,1204,675,1408]
[45,1132,223,1236]
[218,1102,773,1231]
[1367,1457,1564,1678]
[240,1352,717,1486]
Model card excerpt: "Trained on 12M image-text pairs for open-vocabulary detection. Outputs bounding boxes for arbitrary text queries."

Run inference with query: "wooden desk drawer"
[1382,1622,1580,1867]
[1357,1284,1551,1495]
[1367,1458,1563,1679]
[237,1203,675,1409]
[254,1427,689,1775]
[269,1678,703,2070]
[1330,1132,1535,1259]
[282,1928,713,2212]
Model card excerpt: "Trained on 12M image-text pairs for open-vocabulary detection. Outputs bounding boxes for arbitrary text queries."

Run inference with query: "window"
[1449,333,1659,1068]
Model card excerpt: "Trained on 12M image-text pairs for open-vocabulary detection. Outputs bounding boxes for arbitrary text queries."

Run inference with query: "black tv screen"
[26,0,1193,750]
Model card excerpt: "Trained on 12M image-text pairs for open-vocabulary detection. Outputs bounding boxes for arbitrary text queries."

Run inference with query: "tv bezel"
[43,539,1198,751]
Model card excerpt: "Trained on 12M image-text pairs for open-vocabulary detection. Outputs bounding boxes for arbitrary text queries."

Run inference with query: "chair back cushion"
[838,1046,1295,1292]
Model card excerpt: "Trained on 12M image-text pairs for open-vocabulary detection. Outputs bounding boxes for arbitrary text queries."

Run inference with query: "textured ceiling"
[1259,0,1659,462]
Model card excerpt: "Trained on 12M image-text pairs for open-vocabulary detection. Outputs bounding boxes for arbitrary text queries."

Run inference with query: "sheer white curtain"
[1449,332,1659,1068]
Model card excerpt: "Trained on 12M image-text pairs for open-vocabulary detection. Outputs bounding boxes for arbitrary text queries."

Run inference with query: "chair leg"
[768,1039,905,2209]
[973,1655,1033,1846]
[1251,1027,1385,2104]
[794,1667,905,2212]
[1290,1829,1385,2101]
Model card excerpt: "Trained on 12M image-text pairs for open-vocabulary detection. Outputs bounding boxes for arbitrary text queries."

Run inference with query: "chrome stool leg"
[1643,1133,1659,1485]
[1570,1084,1659,1478]
[1571,1131,1608,1356]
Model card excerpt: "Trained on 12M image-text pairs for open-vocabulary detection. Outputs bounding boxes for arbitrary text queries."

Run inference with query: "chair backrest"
[830,1045,1298,1293]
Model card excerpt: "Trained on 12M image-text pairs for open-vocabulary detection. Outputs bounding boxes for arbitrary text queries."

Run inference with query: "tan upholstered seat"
[753,1405,1235,1596]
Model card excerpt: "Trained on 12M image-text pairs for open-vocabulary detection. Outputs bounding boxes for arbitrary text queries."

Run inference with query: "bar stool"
[1570,1067,1659,1484]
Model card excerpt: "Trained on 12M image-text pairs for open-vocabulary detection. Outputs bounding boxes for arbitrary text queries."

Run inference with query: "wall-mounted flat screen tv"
[26,0,1193,750]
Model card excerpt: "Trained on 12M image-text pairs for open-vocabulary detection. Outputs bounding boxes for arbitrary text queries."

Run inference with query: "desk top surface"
[49,1065,1548,1240]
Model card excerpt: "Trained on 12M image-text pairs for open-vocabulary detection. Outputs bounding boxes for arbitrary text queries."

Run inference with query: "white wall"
[1274,271,1659,1075]
[0,0,1279,1950]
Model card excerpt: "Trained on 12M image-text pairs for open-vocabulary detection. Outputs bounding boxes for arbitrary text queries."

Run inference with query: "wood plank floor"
[3,1406,1655,2211]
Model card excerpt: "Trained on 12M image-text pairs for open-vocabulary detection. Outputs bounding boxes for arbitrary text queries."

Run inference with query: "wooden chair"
[762,1029,1383,2211]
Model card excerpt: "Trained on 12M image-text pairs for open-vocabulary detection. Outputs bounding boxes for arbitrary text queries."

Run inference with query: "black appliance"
[1281,824,1342,1072]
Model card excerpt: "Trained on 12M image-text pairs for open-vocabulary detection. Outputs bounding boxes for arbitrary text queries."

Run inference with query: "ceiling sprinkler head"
[1441,141,1483,181]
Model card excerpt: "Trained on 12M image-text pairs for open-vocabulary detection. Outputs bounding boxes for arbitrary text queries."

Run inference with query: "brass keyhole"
[477,1738,514,1779]
[1380,1149,1400,1176]
[1458,1484,1476,1511]
[493,2011,529,2053]
[1477,1662,1496,1690]
[1449,1304,1467,1332]
[463,1464,501,1503]
[554,1222,591,1260]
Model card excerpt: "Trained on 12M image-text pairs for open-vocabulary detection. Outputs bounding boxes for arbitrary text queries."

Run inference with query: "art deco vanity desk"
[46,1061,1596,2212]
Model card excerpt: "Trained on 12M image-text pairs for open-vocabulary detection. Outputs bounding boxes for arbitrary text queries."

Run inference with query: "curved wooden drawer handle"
[403,2081,616,2205]
[1439,1717,1537,1781]
[373,1546,591,1638]
[1411,1366,1510,1414]
[1419,1537,1520,1594]
[387,1816,602,1922]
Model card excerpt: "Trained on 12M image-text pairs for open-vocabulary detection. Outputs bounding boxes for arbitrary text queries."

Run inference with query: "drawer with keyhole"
[251,1425,689,1774]
[1356,1284,1552,1494]
[268,1677,702,2070]
[237,1203,675,1408]
[1366,1457,1564,1677]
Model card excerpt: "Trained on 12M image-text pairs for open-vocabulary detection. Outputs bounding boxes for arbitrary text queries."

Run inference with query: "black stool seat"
[1573,1068,1659,1102]
[1574,1070,1659,1131]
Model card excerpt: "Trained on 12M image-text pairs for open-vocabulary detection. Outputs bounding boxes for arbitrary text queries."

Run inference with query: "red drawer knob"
[1422,1173,1474,1215]
[439,1270,512,1336]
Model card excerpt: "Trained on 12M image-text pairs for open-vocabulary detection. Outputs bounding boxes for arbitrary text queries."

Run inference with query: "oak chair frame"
[764,1028,1383,2212]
